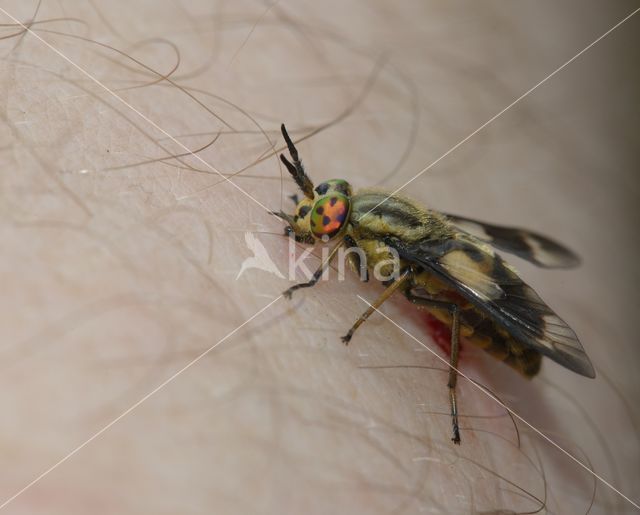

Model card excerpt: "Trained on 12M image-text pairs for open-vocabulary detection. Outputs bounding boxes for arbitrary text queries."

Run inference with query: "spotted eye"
[314,179,352,197]
[298,205,311,218]
[328,179,351,196]
[309,193,351,239]
[315,182,330,195]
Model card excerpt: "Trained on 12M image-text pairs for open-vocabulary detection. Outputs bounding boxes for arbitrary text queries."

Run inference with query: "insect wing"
[387,235,595,378]
[442,213,580,269]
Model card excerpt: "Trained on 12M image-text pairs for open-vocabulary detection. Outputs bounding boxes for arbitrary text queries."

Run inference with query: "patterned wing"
[443,213,580,269]
[387,235,595,378]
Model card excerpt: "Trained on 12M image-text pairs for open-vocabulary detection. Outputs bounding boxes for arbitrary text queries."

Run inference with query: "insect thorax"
[350,190,453,243]
[345,190,453,279]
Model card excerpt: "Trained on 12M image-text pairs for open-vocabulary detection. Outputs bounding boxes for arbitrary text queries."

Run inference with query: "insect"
[274,124,595,444]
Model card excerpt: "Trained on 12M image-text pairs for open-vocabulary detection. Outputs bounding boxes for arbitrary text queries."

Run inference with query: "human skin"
[0,1,638,514]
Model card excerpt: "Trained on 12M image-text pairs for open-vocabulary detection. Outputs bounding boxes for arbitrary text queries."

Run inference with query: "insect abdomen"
[464,315,542,378]
[422,299,542,377]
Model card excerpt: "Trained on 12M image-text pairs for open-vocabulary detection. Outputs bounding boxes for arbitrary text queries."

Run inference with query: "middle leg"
[341,269,412,344]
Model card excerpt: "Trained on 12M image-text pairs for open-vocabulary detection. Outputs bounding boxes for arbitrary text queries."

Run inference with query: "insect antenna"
[280,123,315,199]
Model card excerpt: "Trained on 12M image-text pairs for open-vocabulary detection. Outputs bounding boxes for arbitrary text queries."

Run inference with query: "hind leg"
[406,292,461,445]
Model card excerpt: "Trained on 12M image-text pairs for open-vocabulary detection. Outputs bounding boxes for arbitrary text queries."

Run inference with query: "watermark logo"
[236,232,400,282]
[236,232,285,280]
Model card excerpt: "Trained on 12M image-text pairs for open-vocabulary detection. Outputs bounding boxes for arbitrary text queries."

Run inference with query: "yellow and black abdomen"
[411,268,543,378]
[420,296,542,378]
[461,309,542,378]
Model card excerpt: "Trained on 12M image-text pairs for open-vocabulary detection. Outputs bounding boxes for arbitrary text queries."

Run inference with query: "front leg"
[283,239,344,299]
[343,234,369,282]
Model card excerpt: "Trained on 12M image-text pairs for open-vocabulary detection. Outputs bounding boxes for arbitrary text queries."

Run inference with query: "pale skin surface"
[0,1,639,513]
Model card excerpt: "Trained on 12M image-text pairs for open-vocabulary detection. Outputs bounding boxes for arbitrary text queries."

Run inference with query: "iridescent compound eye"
[309,193,351,240]
[315,179,352,197]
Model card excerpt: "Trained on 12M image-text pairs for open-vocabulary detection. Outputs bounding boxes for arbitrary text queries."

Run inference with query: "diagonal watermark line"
[0,6,277,216]
[363,7,640,218]
[0,295,282,510]
[357,295,640,510]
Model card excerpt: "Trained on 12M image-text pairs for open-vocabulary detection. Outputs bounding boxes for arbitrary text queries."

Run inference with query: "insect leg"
[341,269,412,345]
[405,292,462,445]
[282,240,343,299]
[343,234,369,282]
[280,124,315,199]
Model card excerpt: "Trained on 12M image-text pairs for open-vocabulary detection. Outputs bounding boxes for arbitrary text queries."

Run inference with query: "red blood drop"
[422,312,457,356]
